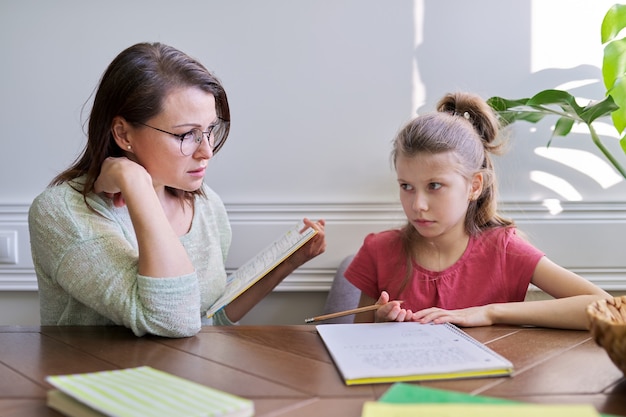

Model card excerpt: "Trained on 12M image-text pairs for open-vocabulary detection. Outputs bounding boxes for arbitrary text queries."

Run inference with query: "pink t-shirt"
[344,227,544,311]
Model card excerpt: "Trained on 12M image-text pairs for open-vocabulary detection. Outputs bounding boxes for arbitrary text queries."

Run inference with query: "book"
[46,366,254,417]
[316,322,513,385]
[206,222,317,318]
[368,383,613,417]
[379,382,511,404]
[361,402,601,417]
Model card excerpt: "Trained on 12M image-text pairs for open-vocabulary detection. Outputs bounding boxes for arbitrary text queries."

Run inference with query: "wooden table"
[1,324,626,416]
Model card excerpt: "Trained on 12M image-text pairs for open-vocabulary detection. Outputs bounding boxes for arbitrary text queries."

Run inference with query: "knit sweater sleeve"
[29,183,203,337]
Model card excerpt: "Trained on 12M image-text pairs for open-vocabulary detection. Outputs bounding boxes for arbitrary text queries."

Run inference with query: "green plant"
[487,3,626,179]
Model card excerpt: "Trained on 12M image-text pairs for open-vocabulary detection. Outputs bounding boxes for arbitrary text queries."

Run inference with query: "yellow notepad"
[377,383,616,417]
[361,402,601,417]
[46,366,254,417]
[317,322,513,385]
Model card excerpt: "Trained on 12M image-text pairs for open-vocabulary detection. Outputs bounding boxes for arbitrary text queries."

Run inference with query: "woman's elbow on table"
[129,316,202,338]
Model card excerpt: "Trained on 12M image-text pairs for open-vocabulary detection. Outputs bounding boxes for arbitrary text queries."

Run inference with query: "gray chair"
[322,255,360,323]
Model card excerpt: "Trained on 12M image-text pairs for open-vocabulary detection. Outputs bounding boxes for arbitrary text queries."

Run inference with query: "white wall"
[1,0,626,325]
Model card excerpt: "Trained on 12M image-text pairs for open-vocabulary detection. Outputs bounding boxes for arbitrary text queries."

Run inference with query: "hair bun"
[437,92,500,148]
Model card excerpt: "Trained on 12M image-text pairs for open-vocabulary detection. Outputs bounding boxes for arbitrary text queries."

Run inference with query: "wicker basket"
[587,296,626,375]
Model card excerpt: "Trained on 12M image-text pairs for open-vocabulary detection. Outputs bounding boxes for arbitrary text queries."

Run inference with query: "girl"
[28,42,326,337]
[345,92,609,330]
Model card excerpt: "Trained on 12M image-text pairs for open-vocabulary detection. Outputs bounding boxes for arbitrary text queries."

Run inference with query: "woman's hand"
[411,305,495,327]
[224,218,327,323]
[287,218,327,267]
[94,157,150,207]
[374,291,413,322]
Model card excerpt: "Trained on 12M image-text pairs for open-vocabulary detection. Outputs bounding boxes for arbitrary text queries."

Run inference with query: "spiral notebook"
[316,322,513,385]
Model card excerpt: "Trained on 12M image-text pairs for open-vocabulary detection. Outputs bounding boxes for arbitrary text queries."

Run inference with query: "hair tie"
[453,110,471,121]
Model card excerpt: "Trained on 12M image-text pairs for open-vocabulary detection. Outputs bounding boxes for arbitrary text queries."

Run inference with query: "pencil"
[304,302,403,323]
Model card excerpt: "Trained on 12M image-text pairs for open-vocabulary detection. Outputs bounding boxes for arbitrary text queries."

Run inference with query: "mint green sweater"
[28,180,234,337]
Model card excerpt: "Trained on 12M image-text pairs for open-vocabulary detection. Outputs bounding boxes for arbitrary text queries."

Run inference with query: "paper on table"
[316,322,513,385]
[206,222,317,318]
[361,402,601,417]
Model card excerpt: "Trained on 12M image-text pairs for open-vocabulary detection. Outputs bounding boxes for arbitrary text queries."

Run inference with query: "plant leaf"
[489,91,616,131]
[602,4,626,43]
[486,96,529,112]
[620,134,626,154]
[603,38,626,90]
[553,116,575,137]
[579,95,619,124]
[526,90,583,116]
[610,77,626,133]
[487,96,550,125]
[499,110,548,125]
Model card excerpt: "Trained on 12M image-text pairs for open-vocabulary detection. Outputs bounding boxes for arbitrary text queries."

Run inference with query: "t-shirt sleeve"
[503,228,545,296]
[344,233,383,300]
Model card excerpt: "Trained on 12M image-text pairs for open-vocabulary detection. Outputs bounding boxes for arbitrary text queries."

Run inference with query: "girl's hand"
[94,157,149,207]
[374,291,413,322]
[411,305,495,327]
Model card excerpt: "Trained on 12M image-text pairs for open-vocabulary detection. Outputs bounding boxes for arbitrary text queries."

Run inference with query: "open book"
[46,366,253,417]
[317,322,513,385]
[206,222,317,318]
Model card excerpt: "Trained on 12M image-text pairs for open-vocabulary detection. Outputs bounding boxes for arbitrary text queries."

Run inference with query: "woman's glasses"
[137,119,229,155]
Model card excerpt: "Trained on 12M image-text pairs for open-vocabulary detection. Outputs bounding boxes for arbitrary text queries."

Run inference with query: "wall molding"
[3,201,626,291]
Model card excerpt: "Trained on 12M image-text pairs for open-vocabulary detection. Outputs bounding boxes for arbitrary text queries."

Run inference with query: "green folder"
[379,383,618,417]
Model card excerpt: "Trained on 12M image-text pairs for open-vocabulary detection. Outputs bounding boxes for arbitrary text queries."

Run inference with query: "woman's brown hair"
[51,42,230,203]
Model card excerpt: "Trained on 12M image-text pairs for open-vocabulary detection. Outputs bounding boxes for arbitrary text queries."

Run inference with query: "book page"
[316,322,513,383]
[206,223,317,318]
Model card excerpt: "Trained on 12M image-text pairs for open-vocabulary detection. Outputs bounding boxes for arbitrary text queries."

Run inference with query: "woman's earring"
[127,145,132,150]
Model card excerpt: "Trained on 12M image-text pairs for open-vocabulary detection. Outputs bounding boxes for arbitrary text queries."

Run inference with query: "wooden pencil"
[305,302,404,323]
[305,304,381,323]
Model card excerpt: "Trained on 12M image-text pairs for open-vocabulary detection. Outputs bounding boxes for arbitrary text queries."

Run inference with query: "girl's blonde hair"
[391,92,514,291]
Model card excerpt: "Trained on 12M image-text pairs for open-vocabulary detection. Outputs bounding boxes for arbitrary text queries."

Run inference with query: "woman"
[29,42,326,337]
